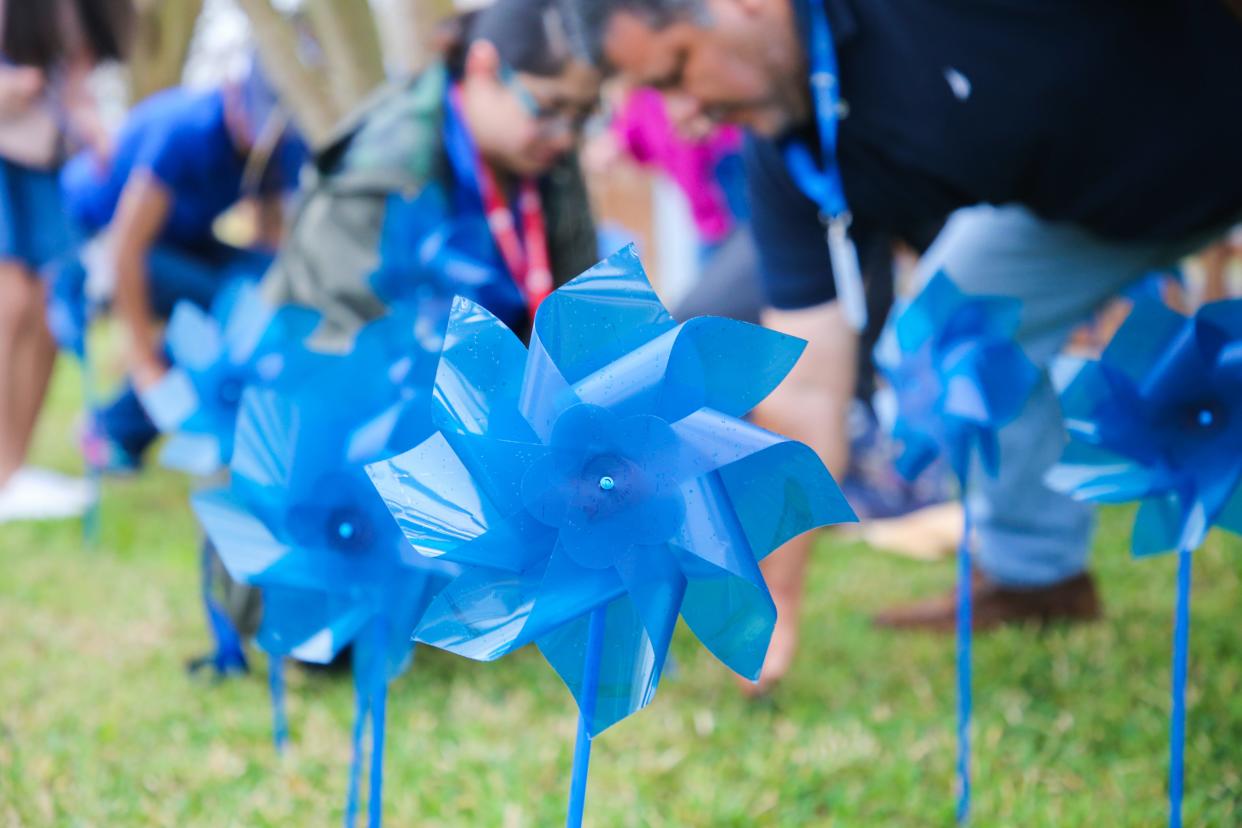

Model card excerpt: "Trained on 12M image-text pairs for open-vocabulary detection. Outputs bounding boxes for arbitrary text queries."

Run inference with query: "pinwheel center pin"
[1189,402,1224,431]
[217,376,245,406]
[325,505,371,552]
[598,476,615,491]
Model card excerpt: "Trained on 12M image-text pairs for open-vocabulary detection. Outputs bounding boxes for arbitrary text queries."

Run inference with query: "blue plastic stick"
[956,476,973,825]
[566,607,606,828]
[269,654,288,753]
[80,352,101,545]
[345,678,369,827]
[1168,543,1193,828]
[365,628,385,828]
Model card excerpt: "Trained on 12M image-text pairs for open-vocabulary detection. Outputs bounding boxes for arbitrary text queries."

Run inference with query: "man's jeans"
[918,205,1229,587]
[98,242,274,462]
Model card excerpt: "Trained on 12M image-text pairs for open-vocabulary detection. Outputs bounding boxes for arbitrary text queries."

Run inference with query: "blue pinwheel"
[1046,298,1242,828]
[875,270,1038,824]
[141,280,323,476]
[193,330,458,828]
[370,184,522,329]
[367,246,855,825]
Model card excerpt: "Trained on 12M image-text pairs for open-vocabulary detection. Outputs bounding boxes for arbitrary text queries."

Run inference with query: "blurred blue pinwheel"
[876,270,1038,481]
[193,336,458,827]
[367,246,855,744]
[1047,298,1242,554]
[1046,297,1242,828]
[140,281,323,476]
[875,270,1038,824]
[369,185,520,328]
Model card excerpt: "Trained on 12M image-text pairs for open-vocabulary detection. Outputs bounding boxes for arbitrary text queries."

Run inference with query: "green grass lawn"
[2,351,1241,827]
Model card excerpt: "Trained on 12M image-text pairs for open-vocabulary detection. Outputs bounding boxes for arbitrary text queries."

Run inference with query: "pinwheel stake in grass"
[876,271,1037,824]
[138,281,323,677]
[1046,298,1242,828]
[367,246,855,826]
[193,316,456,828]
[44,257,102,541]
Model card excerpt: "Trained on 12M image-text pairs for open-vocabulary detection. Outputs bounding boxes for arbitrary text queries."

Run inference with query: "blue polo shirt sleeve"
[744,133,837,309]
[133,122,192,193]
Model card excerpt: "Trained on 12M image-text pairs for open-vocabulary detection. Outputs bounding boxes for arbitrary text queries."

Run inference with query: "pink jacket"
[613,89,742,245]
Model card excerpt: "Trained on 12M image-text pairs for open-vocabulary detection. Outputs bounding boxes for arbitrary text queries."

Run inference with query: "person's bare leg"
[13,278,57,453]
[741,300,857,695]
[0,262,37,483]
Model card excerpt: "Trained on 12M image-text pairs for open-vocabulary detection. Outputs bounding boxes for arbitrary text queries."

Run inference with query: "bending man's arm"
[110,171,171,389]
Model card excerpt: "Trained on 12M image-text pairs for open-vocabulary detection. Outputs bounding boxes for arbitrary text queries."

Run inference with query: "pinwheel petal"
[193,488,291,582]
[140,369,200,433]
[1045,442,1168,502]
[714,439,856,559]
[159,432,224,476]
[166,301,224,370]
[971,341,1039,426]
[232,388,300,492]
[669,408,790,482]
[1132,496,1182,558]
[235,302,321,367]
[529,245,677,386]
[1214,474,1242,536]
[896,271,963,352]
[537,571,679,738]
[570,317,805,423]
[433,296,539,442]
[1101,299,1188,390]
[367,431,550,569]
[413,563,548,660]
[259,588,375,663]
[673,543,775,681]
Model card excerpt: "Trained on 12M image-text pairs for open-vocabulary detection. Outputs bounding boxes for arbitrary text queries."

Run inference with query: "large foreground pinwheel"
[368,246,855,825]
[875,270,1037,824]
[1047,297,1242,828]
[193,333,457,828]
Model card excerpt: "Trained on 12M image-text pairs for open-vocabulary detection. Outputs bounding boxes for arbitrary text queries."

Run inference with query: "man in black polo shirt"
[577,0,1242,689]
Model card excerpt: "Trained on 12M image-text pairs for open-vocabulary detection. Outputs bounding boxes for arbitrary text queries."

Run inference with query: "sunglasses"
[499,61,592,137]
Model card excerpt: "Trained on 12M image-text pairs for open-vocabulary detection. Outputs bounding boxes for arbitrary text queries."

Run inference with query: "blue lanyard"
[782,0,867,330]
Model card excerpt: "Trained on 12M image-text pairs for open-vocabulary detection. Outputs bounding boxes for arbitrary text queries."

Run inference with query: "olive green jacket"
[262,63,598,345]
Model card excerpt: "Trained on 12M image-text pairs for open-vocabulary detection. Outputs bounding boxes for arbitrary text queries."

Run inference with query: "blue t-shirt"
[748,0,1242,309]
[62,87,304,250]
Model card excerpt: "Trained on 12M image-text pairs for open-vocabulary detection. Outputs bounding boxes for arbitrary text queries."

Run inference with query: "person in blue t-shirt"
[579,0,1242,691]
[60,62,305,469]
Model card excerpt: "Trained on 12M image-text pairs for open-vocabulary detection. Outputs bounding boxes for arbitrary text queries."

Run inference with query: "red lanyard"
[474,145,553,320]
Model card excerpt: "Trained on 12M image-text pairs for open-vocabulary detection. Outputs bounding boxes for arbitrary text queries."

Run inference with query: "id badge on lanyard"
[782,0,867,331]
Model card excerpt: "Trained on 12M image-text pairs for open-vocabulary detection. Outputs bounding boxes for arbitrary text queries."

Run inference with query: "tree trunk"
[128,0,205,101]
[303,0,385,110]
[380,0,455,76]
[234,0,339,148]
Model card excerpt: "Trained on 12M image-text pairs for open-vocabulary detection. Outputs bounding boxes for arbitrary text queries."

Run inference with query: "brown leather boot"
[873,571,1102,634]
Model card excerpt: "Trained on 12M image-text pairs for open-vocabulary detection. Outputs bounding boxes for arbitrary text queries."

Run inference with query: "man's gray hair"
[570,0,705,64]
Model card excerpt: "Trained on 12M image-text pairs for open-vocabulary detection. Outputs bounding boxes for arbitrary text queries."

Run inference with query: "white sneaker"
[0,467,97,523]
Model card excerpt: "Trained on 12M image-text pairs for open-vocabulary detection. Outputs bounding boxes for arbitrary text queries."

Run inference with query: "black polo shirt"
[748,0,1242,309]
